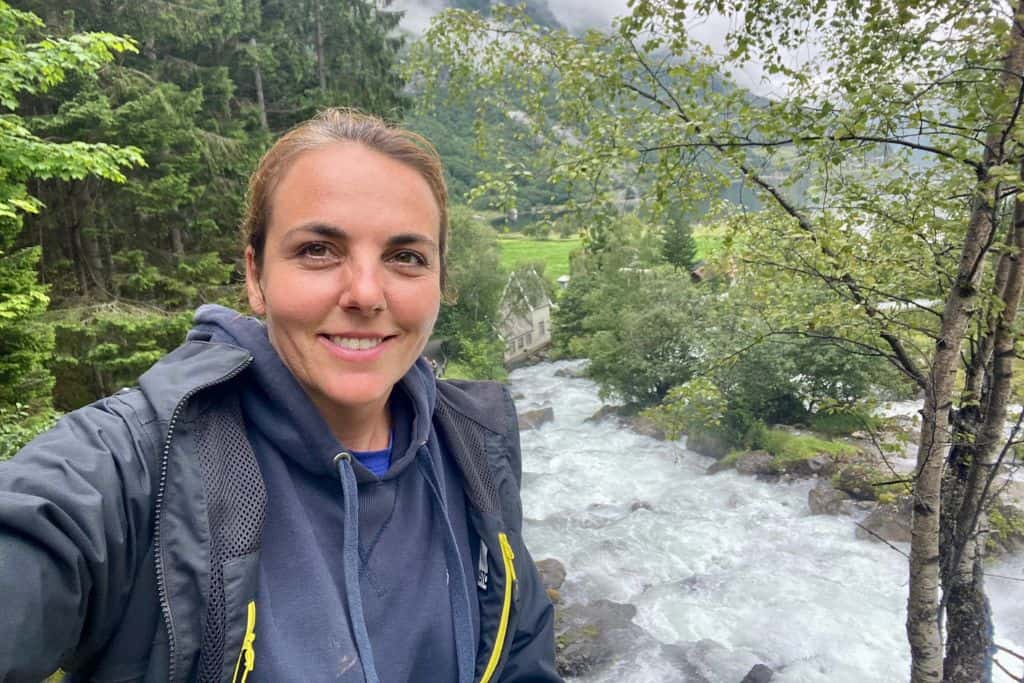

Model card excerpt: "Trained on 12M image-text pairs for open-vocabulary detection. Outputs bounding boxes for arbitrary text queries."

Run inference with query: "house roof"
[502,268,552,313]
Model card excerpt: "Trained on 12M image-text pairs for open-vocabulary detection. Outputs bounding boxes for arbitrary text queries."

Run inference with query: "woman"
[0,109,559,683]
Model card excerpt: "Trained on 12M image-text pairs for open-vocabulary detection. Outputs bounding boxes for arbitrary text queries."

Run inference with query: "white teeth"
[329,336,383,350]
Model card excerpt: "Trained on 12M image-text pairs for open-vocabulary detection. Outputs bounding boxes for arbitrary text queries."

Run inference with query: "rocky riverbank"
[535,397,1024,679]
[534,554,776,681]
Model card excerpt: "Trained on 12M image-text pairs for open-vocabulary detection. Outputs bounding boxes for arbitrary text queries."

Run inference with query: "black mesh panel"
[195,398,266,683]
[436,400,501,515]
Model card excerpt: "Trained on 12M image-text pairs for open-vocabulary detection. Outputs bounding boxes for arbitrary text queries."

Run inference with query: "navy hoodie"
[189,305,479,683]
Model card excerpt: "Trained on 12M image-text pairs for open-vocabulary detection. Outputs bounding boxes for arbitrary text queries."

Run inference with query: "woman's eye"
[298,242,332,260]
[391,250,428,267]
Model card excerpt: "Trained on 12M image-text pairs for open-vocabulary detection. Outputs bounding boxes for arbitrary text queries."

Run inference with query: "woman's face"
[246,142,442,424]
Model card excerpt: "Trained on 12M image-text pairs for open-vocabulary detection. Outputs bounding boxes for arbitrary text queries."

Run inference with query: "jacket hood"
[187,304,436,481]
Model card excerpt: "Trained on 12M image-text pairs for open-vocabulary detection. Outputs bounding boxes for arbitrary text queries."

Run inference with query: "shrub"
[0,404,60,461]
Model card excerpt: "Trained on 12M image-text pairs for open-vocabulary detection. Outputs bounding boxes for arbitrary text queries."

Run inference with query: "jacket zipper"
[153,355,253,683]
[232,601,257,683]
[479,532,517,683]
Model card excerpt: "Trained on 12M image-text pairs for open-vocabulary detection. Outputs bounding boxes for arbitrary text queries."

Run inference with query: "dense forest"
[0,0,555,454]
[2,0,408,437]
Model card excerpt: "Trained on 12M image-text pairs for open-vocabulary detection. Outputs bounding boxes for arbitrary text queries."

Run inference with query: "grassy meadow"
[497,235,581,280]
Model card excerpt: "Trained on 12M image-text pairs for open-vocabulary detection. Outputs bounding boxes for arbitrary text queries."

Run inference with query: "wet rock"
[586,406,669,440]
[661,639,770,683]
[518,406,554,430]
[535,558,566,592]
[786,454,834,478]
[856,500,912,544]
[808,480,850,515]
[686,429,730,459]
[833,462,888,501]
[554,365,587,379]
[586,404,623,423]
[629,500,654,512]
[734,451,775,476]
[511,391,526,400]
[624,414,668,441]
[742,663,775,682]
[838,499,877,516]
[555,600,649,678]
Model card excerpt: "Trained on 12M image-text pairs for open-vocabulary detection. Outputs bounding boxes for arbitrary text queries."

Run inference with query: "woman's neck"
[313,394,392,452]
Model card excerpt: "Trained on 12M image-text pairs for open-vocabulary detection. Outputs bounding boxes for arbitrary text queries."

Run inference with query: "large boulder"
[555,600,649,678]
[838,499,877,516]
[624,414,668,441]
[585,405,670,440]
[833,461,888,501]
[734,451,776,476]
[808,480,851,515]
[519,406,554,430]
[586,405,623,423]
[855,500,912,544]
[785,454,835,478]
[535,558,566,592]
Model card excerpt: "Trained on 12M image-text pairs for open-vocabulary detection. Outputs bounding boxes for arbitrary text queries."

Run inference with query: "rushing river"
[510,360,1024,683]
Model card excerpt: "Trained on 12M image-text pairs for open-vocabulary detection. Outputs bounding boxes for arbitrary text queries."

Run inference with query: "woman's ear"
[245,246,266,315]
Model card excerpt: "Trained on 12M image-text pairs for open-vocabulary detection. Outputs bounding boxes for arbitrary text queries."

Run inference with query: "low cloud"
[392,0,802,97]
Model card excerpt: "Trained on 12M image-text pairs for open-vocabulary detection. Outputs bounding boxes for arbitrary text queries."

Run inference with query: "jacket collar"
[138,340,253,422]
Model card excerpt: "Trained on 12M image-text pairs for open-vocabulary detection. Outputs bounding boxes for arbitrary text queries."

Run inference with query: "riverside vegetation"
[412,1,1024,681]
[6,0,1024,681]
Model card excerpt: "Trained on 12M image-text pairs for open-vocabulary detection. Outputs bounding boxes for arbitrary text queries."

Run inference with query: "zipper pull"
[234,600,257,683]
[499,533,517,582]
[477,539,489,590]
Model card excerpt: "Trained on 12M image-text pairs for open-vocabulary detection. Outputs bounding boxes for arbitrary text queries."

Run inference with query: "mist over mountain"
[391,0,774,94]
[391,0,629,34]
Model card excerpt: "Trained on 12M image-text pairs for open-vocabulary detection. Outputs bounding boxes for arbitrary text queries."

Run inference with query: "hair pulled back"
[241,108,450,293]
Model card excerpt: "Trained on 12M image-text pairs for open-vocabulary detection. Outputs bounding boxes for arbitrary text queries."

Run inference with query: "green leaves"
[0,2,140,417]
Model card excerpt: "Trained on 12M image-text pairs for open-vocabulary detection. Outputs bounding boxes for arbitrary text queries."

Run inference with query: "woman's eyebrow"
[284,225,437,252]
[386,233,439,252]
[285,222,347,240]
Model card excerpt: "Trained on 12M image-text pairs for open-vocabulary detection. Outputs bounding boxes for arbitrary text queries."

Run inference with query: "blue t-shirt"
[350,435,392,477]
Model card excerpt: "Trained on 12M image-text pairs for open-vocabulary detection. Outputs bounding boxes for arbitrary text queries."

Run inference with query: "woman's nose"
[339,259,386,314]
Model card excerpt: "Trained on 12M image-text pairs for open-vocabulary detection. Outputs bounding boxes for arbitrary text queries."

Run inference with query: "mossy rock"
[554,599,647,678]
[832,461,908,502]
[988,504,1024,556]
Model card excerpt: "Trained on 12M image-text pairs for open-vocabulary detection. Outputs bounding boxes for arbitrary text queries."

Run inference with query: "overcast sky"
[390,0,796,96]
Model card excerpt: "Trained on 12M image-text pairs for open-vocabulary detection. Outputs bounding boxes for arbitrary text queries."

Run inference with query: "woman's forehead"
[266,143,442,242]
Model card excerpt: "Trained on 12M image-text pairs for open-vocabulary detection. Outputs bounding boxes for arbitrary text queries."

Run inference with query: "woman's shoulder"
[436,378,517,436]
[137,339,252,410]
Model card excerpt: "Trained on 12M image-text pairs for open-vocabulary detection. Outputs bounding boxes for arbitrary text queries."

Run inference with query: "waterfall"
[511,360,1024,682]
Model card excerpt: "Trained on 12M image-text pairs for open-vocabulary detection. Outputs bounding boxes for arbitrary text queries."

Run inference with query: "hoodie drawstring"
[334,452,381,683]
[417,444,476,683]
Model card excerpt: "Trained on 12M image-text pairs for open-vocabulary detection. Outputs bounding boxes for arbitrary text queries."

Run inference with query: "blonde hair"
[241,108,450,293]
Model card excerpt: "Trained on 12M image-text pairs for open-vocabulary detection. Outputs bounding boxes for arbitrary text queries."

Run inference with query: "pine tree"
[0,1,140,453]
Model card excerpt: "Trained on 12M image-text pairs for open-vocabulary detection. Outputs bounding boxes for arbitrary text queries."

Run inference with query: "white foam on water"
[511,360,1024,682]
